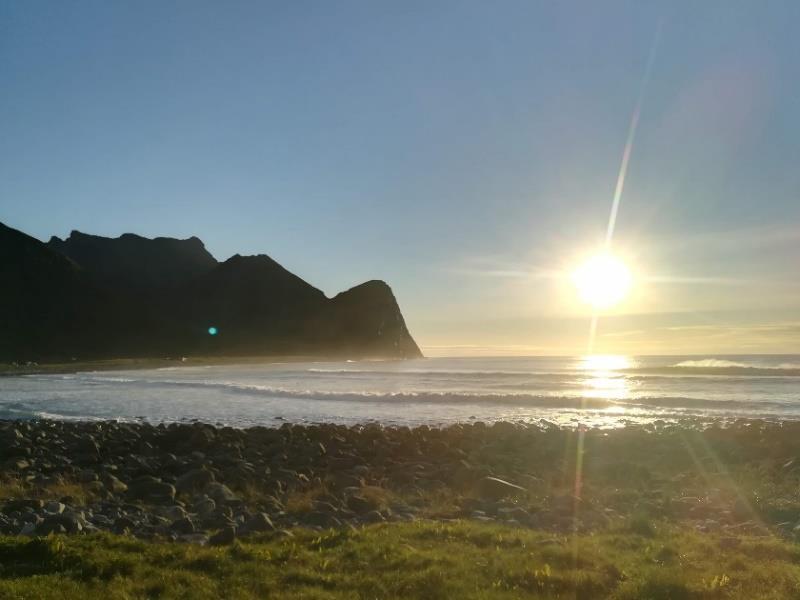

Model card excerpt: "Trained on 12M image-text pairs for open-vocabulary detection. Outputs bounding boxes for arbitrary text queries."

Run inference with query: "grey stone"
[127,477,176,504]
[209,526,236,546]
[206,482,238,504]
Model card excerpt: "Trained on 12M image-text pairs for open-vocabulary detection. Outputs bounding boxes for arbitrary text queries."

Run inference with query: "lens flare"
[208,326,218,336]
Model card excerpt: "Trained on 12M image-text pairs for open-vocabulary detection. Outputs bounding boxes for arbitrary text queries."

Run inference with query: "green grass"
[0,521,798,599]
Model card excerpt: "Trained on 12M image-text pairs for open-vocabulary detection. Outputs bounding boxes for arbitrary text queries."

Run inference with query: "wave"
[626,365,800,377]
[305,368,563,377]
[308,362,800,379]
[66,376,796,412]
[675,359,750,368]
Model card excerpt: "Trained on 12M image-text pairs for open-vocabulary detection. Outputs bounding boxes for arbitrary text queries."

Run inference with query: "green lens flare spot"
[208,326,218,336]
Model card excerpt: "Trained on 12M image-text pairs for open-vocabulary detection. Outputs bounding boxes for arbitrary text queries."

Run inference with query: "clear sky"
[2,1,799,356]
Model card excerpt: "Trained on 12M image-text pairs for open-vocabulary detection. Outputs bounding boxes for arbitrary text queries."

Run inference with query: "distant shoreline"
[0,354,410,377]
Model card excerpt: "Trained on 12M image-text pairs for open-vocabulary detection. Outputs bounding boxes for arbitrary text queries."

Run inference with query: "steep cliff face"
[326,281,422,359]
[2,223,422,360]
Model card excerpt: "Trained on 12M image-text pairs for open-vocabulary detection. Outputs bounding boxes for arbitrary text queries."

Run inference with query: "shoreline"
[0,354,415,377]
[1,418,798,541]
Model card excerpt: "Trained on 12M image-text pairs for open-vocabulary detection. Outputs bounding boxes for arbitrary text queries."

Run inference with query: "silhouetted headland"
[1,223,422,362]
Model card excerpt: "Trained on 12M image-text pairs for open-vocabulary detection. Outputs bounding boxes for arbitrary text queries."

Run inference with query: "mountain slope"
[0,223,110,359]
[2,223,422,361]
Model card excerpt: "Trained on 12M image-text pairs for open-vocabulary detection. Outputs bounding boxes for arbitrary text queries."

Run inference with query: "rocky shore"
[2,419,799,545]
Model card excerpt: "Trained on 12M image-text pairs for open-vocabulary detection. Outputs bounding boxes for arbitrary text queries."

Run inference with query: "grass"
[0,477,96,506]
[0,521,798,599]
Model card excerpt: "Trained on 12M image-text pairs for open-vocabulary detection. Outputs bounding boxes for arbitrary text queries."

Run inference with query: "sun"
[571,253,632,310]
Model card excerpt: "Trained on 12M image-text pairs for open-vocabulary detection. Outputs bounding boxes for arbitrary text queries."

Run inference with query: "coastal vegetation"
[2,420,800,596]
[1,521,799,599]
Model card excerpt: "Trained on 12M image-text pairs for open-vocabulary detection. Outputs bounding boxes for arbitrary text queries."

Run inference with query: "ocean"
[0,355,798,428]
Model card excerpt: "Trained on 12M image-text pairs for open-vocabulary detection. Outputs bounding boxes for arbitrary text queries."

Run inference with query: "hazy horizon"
[3,1,799,356]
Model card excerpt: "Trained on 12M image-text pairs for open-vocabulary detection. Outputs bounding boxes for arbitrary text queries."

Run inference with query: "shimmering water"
[0,355,798,428]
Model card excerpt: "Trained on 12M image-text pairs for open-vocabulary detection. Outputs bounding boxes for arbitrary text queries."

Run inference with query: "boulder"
[170,517,196,535]
[37,513,82,535]
[192,497,216,516]
[206,482,238,504]
[347,495,379,514]
[102,474,128,495]
[175,468,215,494]
[44,501,65,515]
[126,476,176,504]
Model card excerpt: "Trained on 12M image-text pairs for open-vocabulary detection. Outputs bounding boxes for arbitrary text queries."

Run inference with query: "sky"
[2,1,799,356]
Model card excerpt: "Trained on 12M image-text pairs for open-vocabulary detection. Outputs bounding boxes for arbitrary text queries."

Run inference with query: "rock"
[347,495,379,514]
[103,474,128,495]
[0,427,24,444]
[312,501,339,514]
[2,499,44,514]
[113,517,136,534]
[176,468,215,494]
[474,477,527,501]
[209,526,236,546]
[18,522,37,536]
[37,513,82,534]
[87,481,107,496]
[243,512,275,533]
[451,461,482,489]
[77,470,98,483]
[36,521,67,535]
[127,477,176,504]
[202,507,235,530]
[170,517,196,534]
[361,510,386,523]
[206,483,238,504]
[44,501,66,514]
[192,497,217,516]
[5,458,30,471]
[158,505,188,521]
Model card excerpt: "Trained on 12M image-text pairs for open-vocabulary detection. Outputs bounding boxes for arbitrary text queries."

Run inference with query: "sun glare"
[571,253,632,310]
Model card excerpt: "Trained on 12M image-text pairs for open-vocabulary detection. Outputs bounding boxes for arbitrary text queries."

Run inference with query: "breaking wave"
[626,359,800,377]
[63,377,793,413]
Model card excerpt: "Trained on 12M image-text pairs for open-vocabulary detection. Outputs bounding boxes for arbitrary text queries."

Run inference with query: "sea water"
[0,355,798,428]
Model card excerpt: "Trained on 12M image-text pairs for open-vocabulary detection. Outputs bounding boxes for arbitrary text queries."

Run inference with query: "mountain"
[2,223,422,361]
[48,231,217,289]
[0,223,112,359]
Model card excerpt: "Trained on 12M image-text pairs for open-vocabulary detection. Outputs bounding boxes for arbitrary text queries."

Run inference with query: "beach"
[2,356,800,597]
[3,418,800,597]
[3,418,800,539]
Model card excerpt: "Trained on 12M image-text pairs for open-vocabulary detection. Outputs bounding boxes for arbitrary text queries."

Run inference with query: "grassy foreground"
[1,521,799,599]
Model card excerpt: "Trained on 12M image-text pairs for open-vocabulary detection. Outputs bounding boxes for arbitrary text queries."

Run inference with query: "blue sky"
[2,1,799,354]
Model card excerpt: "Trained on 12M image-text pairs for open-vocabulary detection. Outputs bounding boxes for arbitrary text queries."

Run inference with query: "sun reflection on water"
[579,354,634,401]
[580,354,632,372]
